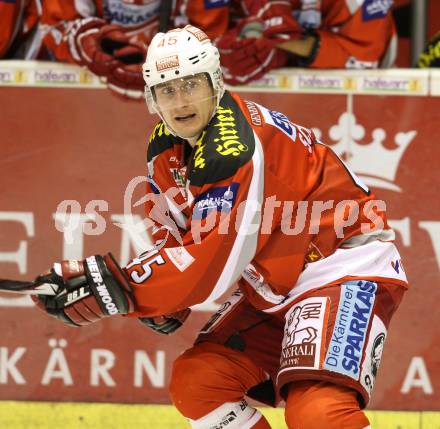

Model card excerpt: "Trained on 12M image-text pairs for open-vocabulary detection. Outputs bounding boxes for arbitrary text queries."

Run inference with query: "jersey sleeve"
[125,100,263,317]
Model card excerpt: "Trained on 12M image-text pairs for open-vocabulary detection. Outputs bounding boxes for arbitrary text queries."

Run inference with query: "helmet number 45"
[157,36,178,48]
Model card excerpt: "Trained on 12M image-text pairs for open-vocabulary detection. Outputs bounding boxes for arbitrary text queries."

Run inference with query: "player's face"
[154,73,215,141]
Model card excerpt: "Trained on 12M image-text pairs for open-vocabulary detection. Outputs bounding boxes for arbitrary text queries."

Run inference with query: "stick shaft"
[0,279,59,295]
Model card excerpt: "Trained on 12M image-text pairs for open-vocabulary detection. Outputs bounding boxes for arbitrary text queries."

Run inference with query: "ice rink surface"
[0,402,439,429]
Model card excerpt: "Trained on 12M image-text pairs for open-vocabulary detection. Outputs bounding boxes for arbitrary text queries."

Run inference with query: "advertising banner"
[0,71,439,410]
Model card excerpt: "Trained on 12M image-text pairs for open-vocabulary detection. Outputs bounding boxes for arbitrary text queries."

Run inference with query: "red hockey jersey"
[124,91,408,317]
[196,0,397,68]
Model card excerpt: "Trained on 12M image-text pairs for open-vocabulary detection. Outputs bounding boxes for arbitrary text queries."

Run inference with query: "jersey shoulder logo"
[257,104,314,153]
[193,183,239,220]
[265,108,297,141]
[362,0,392,21]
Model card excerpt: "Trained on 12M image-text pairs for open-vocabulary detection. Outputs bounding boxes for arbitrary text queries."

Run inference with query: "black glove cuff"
[138,317,182,335]
[84,254,130,316]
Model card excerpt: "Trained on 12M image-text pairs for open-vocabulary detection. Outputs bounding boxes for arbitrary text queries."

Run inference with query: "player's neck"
[186,136,198,147]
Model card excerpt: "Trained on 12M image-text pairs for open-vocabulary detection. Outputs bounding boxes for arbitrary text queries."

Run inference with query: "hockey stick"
[0,279,59,296]
[159,0,172,32]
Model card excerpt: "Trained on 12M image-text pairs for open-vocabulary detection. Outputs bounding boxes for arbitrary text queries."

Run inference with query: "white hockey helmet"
[142,25,224,116]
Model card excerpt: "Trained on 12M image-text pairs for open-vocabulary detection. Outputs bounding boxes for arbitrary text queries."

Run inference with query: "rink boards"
[0,62,439,425]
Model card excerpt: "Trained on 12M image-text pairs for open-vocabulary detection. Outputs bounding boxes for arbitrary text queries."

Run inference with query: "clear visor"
[147,72,217,115]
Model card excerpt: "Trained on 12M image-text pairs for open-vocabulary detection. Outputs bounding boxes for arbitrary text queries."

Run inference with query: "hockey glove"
[33,253,135,327]
[138,308,191,335]
[239,1,303,42]
[217,24,288,85]
[68,18,146,99]
[106,41,146,100]
[216,10,303,85]
[68,18,121,76]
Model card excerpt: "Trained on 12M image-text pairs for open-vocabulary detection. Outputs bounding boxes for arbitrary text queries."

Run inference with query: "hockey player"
[34,25,407,429]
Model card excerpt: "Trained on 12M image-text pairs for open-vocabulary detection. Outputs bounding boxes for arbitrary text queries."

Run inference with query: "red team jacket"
[202,0,397,68]
[40,0,224,63]
[40,0,232,63]
[40,0,396,68]
[124,91,408,317]
[290,0,397,68]
[41,0,189,62]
